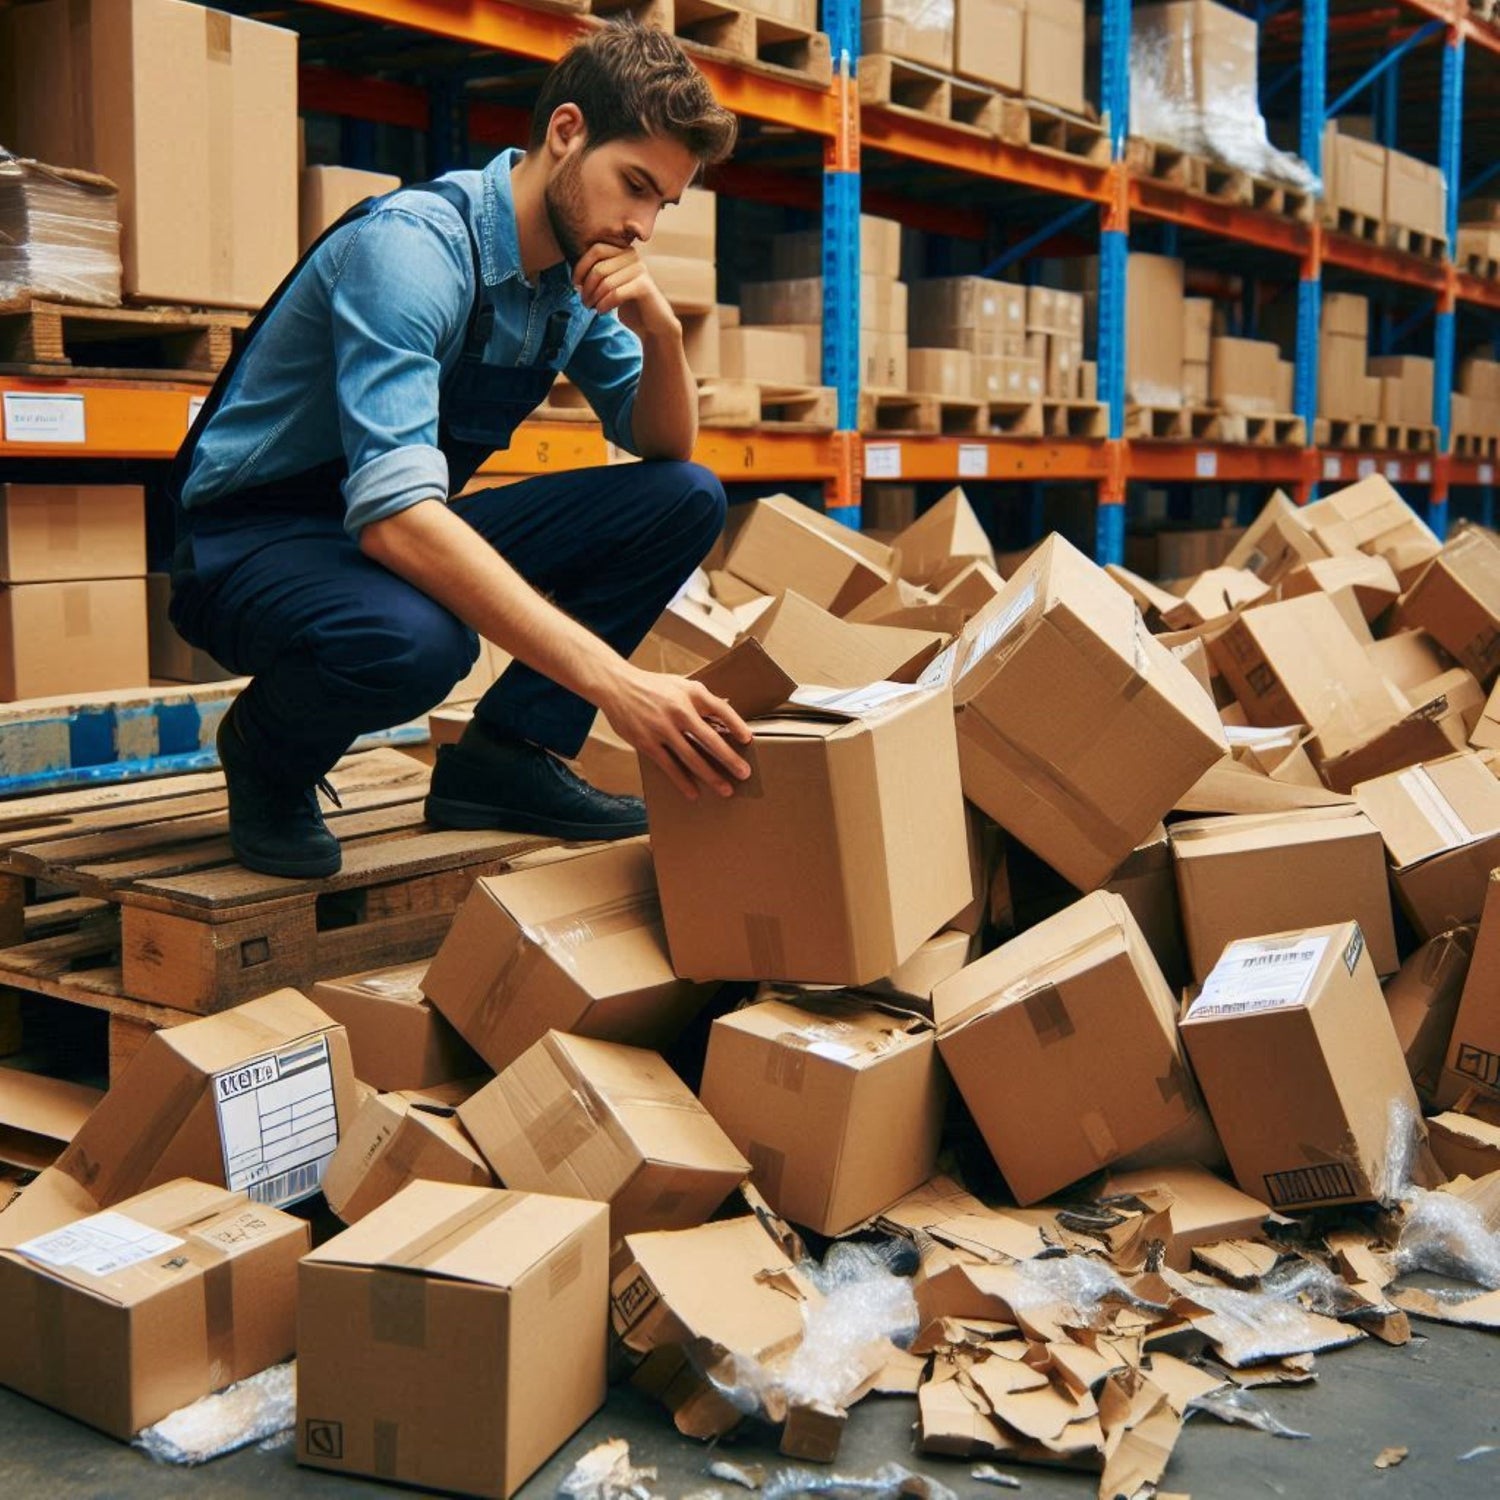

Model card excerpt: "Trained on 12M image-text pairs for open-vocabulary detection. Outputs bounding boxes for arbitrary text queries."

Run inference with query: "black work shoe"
[425,730,649,840]
[216,706,343,879]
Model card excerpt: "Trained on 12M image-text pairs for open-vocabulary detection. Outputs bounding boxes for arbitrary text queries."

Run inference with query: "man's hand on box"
[603,664,753,800]
[574,243,680,340]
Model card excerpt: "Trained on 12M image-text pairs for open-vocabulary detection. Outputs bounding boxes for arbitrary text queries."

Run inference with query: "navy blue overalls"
[168,180,726,789]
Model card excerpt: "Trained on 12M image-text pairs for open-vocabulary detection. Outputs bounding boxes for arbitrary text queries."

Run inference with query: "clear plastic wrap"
[0,151,122,307]
[1187,1384,1310,1440]
[134,1363,295,1465]
[1128,4,1318,192]
[558,1439,660,1500]
[761,1462,958,1500]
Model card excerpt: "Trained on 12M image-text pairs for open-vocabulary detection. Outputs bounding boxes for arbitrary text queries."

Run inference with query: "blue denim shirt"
[181,149,643,537]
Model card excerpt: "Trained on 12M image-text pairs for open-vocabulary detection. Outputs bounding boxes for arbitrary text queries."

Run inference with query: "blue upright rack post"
[1095,0,1131,565]
[1432,25,1466,540]
[1296,0,1328,498]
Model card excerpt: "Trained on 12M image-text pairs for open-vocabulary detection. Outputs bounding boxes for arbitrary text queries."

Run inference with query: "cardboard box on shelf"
[1385,149,1445,238]
[908,347,978,399]
[954,0,1023,90]
[459,1031,747,1238]
[742,275,906,333]
[642,254,716,314]
[1319,331,1369,419]
[681,307,721,380]
[0,485,144,583]
[1101,1163,1271,1272]
[647,185,716,260]
[721,326,821,385]
[147,573,236,683]
[772,214,902,280]
[1384,927,1476,1102]
[0,579,149,701]
[1132,0,1260,113]
[1322,292,1370,339]
[1394,528,1500,684]
[909,276,1018,340]
[1170,807,1399,982]
[725,494,894,617]
[0,1070,102,1172]
[1354,752,1500,940]
[862,329,909,390]
[1182,298,1214,365]
[977,354,1044,403]
[1368,355,1436,429]
[1210,337,1280,416]
[1181,921,1429,1209]
[1045,335,1083,399]
[323,1089,494,1225]
[36,989,358,1221]
[421,840,712,1073]
[954,536,1227,891]
[860,12,954,72]
[0,1179,306,1439]
[1024,0,1087,114]
[1183,361,1209,406]
[309,961,483,1093]
[1208,592,1401,761]
[1322,122,1387,223]
[646,652,971,985]
[1276,358,1296,412]
[698,994,945,1235]
[2,0,298,308]
[1127,254,1186,406]
[298,165,400,252]
[297,1182,609,1499]
[933,891,1216,1205]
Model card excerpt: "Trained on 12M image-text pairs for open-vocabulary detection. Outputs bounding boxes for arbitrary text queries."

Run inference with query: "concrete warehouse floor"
[0,1320,1495,1500]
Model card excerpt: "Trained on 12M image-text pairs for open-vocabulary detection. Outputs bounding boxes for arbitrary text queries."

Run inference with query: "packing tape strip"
[390,1189,524,1272]
[372,1418,400,1479]
[369,1267,427,1349]
[1396,765,1476,851]
[201,1255,236,1388]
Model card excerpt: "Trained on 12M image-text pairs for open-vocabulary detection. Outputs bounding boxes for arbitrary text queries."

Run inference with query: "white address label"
[957,443,988,478]
[864,443,902,479]
[18,1212,184,1279]
[1188,935,1329,1021]
[3,392,85,444]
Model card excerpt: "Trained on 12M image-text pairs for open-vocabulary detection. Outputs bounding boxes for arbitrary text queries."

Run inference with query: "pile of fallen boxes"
[2,476,1500,1497]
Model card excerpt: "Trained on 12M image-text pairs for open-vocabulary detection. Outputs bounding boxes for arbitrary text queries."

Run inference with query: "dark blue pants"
[170,461,727,785]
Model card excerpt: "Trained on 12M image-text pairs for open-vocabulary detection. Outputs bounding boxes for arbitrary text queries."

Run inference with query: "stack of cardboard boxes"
[639,185,721,380]
[1318,293,1438,431]
[1455,354,1500,450]
[1457,196,1500,273]
[908,276,1040,405]
[1322,119,1447,251]
[298,165,401,253]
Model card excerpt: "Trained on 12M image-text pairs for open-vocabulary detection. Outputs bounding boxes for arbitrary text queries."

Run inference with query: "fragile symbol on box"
[3,392,86,444]
[304,1420,344,1459]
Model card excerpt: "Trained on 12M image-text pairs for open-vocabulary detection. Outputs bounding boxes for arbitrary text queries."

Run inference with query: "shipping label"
[18,1212,184,1278]
[214,1035,339,1207]
[1187,935,1330,1020]
[959,579,1037,680]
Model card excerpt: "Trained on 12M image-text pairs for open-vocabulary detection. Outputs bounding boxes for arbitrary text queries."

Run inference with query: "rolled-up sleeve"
[565,309,644,454]
[328,208,471,538]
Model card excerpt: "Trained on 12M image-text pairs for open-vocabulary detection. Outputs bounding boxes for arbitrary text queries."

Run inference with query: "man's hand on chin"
[573,243,681,340]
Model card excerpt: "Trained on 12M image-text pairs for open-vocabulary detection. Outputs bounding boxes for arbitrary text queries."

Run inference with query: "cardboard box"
[1181,921,1426,1209]
[1170,808,1398,981]
[771,215,901,281]
[44,989,358,1216]
[1385,927,1476,1102]
[862,329,909,390]
[909,347,977,400]
[572,712,644,799]
[1472,677,1500,751]
[459,1031,747,1238]
[1354,752,1500,940]
[954,536,1227,891]
[892,487,995,586]
[643,254,716,314]
[1182,298,1214,365]
[1323,122,1387,223]
[1101,1164,1270,1272]
[1369,355,1436,429]
[1127,254,1186,406]
[309,961,482,1093]
[0,1179,305,1438]
[1322,292,1370,339]
[933,891,1215,1205]
[421,840,710,1073]
[1426,1111,1500,1181]
[681,306,722,379]
[909,276,1021,339]
[1281,553,1401,623]
[3,0,298,307]
[1024,0,1087,114]
[725,494,894,616]
[1300,475,1441,583]
[1103,824,1190,992]
[747,591,947,688]
[0,1070,102,1172]
[323,1089,494,1224]
[1208,593,1400,761]
[297,1182,609,1499]
[1181,361,1208,406]
[1438,872,1500,1105]
[298,165,400,252]
[1395,528,1500,684]
[646,654,971,984]
[646,184,716,260]
[1210,337,1279,416]
[721,326,821,385]
[0,579,149,701]
[742,275,905,333]
[1132,0,1259,112]
[1386,149,1445,238]
[977,354,1044,402]
[1370,629,1453,693]
[861,13,953,72]
[954,0,1022,89]
[147,572,236,683]
[1319,331,1368,419]
[698,996,945,1235]
[1045,334,1083,399]
[1223,491,1328,584]
[0,485,144,583]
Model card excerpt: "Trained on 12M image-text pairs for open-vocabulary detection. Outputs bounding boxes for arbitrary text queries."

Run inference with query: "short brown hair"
[529,19,738,165]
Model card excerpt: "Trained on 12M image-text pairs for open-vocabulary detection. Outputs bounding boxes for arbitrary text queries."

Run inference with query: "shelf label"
[864,442,902,480]
[957,443,988,478]
[1416,461,1432,483]
[1356,458,1377,479]
[3,392,85,444]
[1322,456,1344,482]
[187,396,205,429]
[1384,460,1404,482]
[1481,464,1496,486]
[1194,450,1218,479]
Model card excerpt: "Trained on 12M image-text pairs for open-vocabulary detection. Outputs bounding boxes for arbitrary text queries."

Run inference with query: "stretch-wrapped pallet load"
[1130,0,1316,192]
[0,154,122,307]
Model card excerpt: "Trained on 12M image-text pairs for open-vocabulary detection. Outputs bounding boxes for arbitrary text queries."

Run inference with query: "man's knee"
[316,612,477,713]
[634,459,727,552]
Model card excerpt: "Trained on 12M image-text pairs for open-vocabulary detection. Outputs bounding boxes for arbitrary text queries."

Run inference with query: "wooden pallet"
[699,379,837,429]
[0,299,250,378]
[998,97,1110,164]
[983,399,1045,438]
[858,56,1002,134]
[1239,412,1308,447]
[1383,224,1447,261]
[1459,250,1500,282]
[1315,416,1386,450]
[1125,405,1220,440]
[1205,165,1315,223]
[0,748,556,1037]
[1125,137,1203,190]
[1383,422,1440,454]
[1456,432,1500,459]
[1041,399,1108,439]
[859,391,939,435]
[1322,206,1383,244]
[596,0,831,84]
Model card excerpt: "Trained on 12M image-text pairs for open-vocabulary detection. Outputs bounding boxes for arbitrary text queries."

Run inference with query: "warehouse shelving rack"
[4,0,1500,562]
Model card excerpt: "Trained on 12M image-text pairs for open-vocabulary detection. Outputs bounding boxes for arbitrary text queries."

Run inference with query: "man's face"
[544,131,701,268]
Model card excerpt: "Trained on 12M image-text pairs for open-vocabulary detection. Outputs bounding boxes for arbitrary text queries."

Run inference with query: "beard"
[543,153,590,269]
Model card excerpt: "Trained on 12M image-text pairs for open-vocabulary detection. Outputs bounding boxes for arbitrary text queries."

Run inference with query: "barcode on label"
[245,1160,327,1208]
